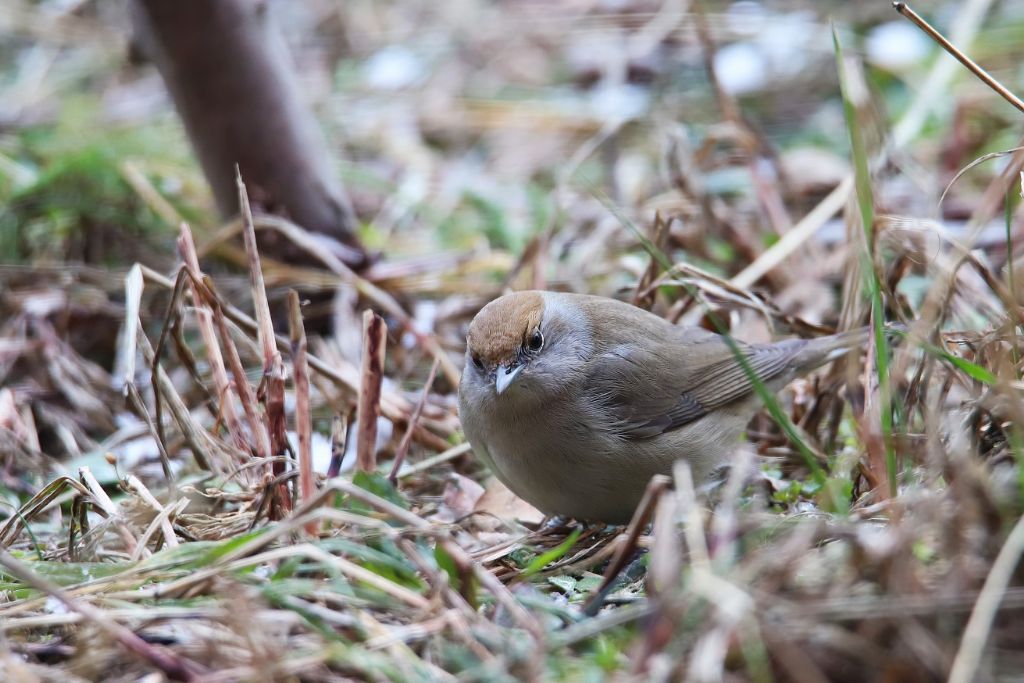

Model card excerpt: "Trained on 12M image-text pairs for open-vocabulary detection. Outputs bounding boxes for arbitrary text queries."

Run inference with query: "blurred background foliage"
[1,1,1022,276]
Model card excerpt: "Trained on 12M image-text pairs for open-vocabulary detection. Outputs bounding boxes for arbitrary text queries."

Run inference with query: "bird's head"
[463,291,591,402]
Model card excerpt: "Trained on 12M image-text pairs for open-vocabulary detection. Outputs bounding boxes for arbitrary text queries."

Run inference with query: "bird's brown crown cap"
[467,291,545,367]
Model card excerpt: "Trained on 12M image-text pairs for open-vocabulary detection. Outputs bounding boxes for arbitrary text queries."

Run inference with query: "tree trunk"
[131,0,366,266]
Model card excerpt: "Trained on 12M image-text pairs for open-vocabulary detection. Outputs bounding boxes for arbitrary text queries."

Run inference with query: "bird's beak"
[495,363,523,395]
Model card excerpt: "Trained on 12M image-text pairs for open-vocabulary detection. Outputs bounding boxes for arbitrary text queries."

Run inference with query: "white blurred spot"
[867,21,930,71]
[287,429,334,474]
[288,418,392,475]
[363,45,424,90]
[588,82,650,122]
[714,42,766,95]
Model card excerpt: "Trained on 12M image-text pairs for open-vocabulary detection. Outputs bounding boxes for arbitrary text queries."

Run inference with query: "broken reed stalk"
[177,223,249,457]
[287,290,318,534]
[198,274,273,464]
[135,265,451,448]
[80,466,142,558]
[389,358,440,484]
[263,365,289,515]
[238,211,461,388]
[150,269,215,472]
[121,265,175,480]
[176,225,247,454]
[125,474,179,551]
[237,169,290,514]
[326,412,351,478]
[357,310,387,473]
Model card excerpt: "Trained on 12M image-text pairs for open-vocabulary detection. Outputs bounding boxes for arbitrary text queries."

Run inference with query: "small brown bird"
[458,291,869,523]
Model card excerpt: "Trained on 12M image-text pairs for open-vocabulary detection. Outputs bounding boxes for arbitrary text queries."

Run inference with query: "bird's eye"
[472,354,484,371]
[527,329,544,352]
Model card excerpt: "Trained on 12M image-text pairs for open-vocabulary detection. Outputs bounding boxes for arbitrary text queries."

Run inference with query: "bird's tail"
[794,323,906,371]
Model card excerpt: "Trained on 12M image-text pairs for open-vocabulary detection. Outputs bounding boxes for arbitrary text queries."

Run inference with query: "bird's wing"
[588,337,807,439]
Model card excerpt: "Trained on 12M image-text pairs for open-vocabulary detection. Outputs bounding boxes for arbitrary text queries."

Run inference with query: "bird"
[458,290,871,523]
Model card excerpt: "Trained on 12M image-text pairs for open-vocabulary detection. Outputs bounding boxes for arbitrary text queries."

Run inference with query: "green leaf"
[138,540,231,571]
[817,477,853,516]
[906,335,997,385]
[940,352,997,384]
[195,528,271,566]
[575,573,604,595]
[270,557,303,581]
[351,470,408,510]
[434,543,476,608]
[547,574,576,594]
[0,560,128,588]
[318,537,423,589]
[521,528,582,578]
[508,547,533,568]
[593,634,624,672]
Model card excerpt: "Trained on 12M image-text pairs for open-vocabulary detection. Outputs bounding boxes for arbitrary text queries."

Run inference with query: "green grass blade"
[522,527,582,578]
[833,24,896,497]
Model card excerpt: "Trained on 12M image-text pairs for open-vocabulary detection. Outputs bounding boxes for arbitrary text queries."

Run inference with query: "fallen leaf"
[474,477,544,526]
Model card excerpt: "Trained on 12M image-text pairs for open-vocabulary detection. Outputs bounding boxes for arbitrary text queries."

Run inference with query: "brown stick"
[894,2,1024,114]
[583,474,672,616]
[356,311,387,473]
[241,213,460,388]
[199,273,273,464]
[177,224,249,457]
[326,412,351,478]
[139,265,454,451]
[238,170,290,513]
[288,291,317,534]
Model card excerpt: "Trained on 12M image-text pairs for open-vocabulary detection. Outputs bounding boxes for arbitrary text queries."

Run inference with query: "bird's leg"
[539,515,579,533]
[583,474,672,616]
